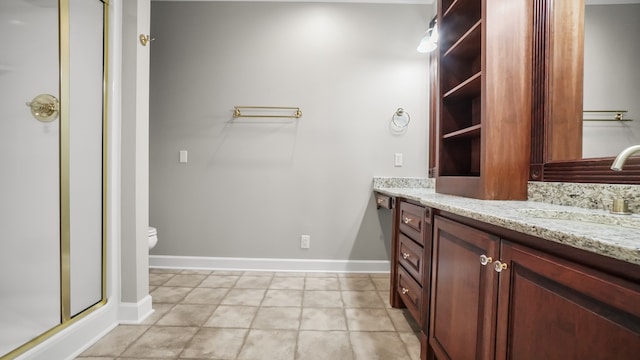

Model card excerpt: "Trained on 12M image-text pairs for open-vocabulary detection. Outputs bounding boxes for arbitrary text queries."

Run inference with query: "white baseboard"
[118,295,154,324]
[16,301,118,360]
[150,255,390,273]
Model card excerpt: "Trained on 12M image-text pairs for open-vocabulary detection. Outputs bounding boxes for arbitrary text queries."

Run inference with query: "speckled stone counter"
[373,177,640,266]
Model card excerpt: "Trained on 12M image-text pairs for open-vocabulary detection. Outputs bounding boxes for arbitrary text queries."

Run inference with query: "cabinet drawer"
[399,201,425,245]
[398,233,425,285]
[374,192,393,209]
[397,266,422,323]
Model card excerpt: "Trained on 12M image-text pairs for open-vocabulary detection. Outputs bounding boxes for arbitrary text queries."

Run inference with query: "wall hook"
[139,34,155,46]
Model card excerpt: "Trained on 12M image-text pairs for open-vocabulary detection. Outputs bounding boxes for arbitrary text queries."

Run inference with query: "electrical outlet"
[300,235,311,249]
[394,153,403,167]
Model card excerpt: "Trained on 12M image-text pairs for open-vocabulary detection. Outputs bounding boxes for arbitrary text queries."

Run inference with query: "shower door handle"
[26,94,59,122]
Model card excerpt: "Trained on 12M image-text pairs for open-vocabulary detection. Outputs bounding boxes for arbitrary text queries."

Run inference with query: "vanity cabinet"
[390,199,433,346]
[429,215,640,359]
[435,0,532,200]
[429,216,499,360]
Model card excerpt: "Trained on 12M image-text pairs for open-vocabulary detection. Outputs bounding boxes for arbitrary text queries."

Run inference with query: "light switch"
[179,150,188,163]
[394,153,403,167]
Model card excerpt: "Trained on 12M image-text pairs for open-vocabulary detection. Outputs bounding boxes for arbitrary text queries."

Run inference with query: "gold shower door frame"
[2,0,109,358]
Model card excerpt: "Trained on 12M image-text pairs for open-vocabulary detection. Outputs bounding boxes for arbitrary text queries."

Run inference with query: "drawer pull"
[401,287,409,295]
[403,217,412,224]
[480,254,493,266]
[377,198,384,204]
[402,252,410,259]
[494,261,508,273]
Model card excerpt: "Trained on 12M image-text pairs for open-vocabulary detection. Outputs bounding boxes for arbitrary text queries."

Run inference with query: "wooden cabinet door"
[496,242,640,360]
[429,216,500,360]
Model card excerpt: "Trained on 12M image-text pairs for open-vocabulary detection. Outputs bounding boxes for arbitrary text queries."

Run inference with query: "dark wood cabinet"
[429,214,640,360]
[429,216,499,360]
[390,199,434,360]
[436,0,532,200]
[496,242,640,360]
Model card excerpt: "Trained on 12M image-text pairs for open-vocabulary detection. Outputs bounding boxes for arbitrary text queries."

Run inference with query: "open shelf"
[443,0,481,20]
[443,124,481,139]
[443,71,481,98]
[444,20,481,59]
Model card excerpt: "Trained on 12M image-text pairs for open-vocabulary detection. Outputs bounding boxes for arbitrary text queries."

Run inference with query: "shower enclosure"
[0,0,108,357]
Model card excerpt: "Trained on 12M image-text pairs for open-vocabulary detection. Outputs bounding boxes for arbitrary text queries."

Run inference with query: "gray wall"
[583,4,640,158]
[149,2,431,261]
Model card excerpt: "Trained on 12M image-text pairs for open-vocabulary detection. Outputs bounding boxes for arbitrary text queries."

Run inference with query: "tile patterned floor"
[76,269,421,360]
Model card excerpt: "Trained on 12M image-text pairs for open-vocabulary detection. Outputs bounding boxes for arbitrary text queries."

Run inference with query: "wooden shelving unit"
[435,0,533,199]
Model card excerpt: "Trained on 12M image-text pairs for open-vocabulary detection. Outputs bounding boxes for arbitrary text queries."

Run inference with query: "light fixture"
[417,22,438,53]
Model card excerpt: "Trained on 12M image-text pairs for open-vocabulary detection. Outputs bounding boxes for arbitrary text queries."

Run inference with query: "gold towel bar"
[233,106,302,119]
[583,110,631,122]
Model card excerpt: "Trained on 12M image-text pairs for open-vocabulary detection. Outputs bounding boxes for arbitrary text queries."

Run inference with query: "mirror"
[582,1,640,158]
[530,0,640,184]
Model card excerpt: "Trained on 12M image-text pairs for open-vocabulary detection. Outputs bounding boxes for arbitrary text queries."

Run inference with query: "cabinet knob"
[403,217,412,224]
[402,252,410,260]
[401,287,409,295]
[480,254,493,266]
[494,261,508,273]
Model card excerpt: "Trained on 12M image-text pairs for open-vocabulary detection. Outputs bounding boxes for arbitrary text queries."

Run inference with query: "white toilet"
[148,227,158,250]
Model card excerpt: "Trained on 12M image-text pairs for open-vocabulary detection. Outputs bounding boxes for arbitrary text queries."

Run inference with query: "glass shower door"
[0,0,61,356]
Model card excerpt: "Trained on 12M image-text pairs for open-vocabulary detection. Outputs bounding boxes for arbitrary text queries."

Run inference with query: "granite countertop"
[374,185,640,266]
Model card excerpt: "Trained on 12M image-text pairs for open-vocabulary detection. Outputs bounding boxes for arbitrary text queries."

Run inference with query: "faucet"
[610,145,640,171]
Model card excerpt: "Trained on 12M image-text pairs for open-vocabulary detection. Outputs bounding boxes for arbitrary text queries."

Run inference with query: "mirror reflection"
[583,1,640,158]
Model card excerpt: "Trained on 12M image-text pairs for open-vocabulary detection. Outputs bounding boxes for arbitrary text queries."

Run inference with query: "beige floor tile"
[182,287,229,305]
[339,273,370,278]
[378,291,392,308]
[149,273,175,286]
[150,286,192,303]
[140,303,174,325]
[399,332,422,360]
[150,268,182,274]
[251,307,301,330]
[179,328,247,359]
[300,308,347,330]
[274,272,306,277]
[372,277,391,291]
[163,274,207,287]
[156,304,216,326]
[305,277,340,290]
[297,331,353,360]
[350,332,411,360]
[75,357,115,360]
[212,270,245,275]
[149,285,157,293]
[80,325,148,357]
[339,277,376,290]
[262,289,303,307]
[302,290,343,308]
[246,271,275,277]
[204,305,258,328]
[235,276,272,289]
[387,309,421,333]
[305,272,338,278]
[370,273,391,278]
[342,291,385,308]
[269,277,305,290]
[345,308,395,331]
[221,289,266,306]
[121,326,198,358]
[180,269,213,275]
[199,275,239,288]
[237,330,297,360]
